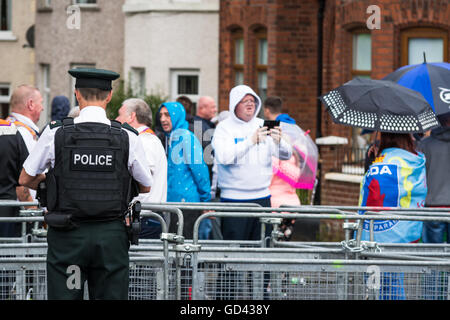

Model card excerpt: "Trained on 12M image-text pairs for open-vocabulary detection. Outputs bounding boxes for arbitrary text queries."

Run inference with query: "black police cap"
[68,68,120,91]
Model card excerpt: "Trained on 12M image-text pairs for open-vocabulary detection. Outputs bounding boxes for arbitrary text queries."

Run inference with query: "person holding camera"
[211,85,292,241]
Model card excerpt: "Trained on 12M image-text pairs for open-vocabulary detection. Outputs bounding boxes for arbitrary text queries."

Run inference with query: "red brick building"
[219,0,450,207]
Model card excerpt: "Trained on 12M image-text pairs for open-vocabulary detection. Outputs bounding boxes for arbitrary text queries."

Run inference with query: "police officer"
[19,68,153,300]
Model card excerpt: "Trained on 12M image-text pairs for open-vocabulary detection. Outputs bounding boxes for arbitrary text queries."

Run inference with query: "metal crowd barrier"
[1,200,450,300]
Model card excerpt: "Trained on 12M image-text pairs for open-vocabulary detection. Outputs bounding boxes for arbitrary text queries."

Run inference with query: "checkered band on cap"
[379,114,418,132]
[418,109,440,130]
[338,108,377,129]
[322,90,346,119]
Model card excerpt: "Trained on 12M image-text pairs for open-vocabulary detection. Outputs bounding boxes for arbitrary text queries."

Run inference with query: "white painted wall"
[124,0,219,104]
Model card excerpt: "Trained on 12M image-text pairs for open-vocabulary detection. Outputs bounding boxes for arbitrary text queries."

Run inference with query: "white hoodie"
[211,85,292,200]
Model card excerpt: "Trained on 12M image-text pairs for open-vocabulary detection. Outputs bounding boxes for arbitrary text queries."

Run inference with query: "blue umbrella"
[383,61,450,124]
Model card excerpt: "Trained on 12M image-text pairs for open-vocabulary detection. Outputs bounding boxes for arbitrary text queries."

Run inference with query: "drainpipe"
[314,0,326,205]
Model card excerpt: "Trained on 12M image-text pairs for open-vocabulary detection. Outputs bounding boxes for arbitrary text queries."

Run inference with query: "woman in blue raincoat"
[157,102,211,239]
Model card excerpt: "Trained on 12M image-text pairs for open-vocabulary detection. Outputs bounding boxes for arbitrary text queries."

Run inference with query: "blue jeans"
[139,218,162,239]
[198,219,213,240]
[422,221,450,243]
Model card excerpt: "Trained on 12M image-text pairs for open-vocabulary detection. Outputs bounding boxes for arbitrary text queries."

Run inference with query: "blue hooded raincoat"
[159,102,211,203]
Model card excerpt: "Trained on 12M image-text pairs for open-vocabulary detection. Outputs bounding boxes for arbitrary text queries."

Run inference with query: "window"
[40,64,51,120]
[38,0,52,8]
[232,29,244,86]
[74,0,96,4]
[401,28,448,66]
[130,67,146,97]
[0,0,11,31]
[0,83,10,118]
[351,31,372,163]
[70,63,95,106]
[256,29,268,103]
[352,31,372,78]
[171,69,199,105]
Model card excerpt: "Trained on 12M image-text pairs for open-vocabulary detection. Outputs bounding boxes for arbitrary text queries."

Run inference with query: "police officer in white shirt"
[19,68,152,300]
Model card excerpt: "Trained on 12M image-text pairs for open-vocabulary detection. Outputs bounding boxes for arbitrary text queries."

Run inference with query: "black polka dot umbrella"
[319,77,441,133]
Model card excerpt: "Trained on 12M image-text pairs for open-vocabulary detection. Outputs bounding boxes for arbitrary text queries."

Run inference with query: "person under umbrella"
[320,77,440,300]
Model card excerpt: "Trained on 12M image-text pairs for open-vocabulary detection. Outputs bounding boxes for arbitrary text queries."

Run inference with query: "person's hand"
[251,127,269,145]
[202,209,216,220]
[269,126,282,144]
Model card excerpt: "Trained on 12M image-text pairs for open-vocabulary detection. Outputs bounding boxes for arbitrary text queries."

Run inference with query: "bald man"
[8,85,44,153]
[0,85,42,239]
[8,86,44,205]
[197,96,217,122]
[188,96,217,178]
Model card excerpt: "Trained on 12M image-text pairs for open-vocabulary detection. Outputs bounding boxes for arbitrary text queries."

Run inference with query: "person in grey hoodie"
[212,85,292,240]
[418,114,450,243]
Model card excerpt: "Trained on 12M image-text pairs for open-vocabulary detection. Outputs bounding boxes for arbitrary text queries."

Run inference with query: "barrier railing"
[1,200,450,300]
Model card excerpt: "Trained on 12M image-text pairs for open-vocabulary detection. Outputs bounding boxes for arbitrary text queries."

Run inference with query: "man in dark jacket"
[418,113,450,243]
[188,96,217,179]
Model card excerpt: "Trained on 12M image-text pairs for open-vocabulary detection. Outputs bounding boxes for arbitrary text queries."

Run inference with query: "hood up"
[228,85,262,124]
[158,102,189,135]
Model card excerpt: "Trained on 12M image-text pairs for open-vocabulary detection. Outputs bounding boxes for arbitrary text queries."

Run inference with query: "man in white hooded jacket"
[212,85,292,240]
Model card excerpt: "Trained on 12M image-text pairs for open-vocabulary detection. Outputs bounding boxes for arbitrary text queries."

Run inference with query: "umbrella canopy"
[319,77,440,133]
[273,122,318,190]
[383,61,450,124]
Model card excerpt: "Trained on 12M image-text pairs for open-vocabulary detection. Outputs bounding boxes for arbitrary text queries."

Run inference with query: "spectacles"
[240,99,256,106]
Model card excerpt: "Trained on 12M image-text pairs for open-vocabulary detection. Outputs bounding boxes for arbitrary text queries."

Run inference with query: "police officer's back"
[19,68,152,300]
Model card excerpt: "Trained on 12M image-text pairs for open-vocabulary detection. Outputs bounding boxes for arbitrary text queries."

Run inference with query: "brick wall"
[317,141,362,241]
[219,0,319,139]
[322,0,450,139]
[220,0,450,142]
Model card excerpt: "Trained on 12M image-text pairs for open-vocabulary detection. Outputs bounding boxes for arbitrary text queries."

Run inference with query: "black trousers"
[46,219,130,300]
[217,196,272,300]
[220,196,272,241]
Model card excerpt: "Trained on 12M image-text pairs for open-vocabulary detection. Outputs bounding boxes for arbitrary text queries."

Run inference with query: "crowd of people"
[0,67,449,300]
[1,80,449,245]
[0,81,317,242]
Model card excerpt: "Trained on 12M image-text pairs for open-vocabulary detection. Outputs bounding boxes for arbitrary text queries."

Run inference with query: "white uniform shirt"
[9,112,39,153]
[134,126,167,203]
[23,106,153,188]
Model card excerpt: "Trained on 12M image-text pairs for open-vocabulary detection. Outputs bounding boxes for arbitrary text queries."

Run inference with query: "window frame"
[232,29,244,86]
[130,67,146,97]
[0,83,10,118]
[170,69,200,105]
[401,27,448,66]
[37,0,52,9]
[73,0,97,5]
[40,64,51,120]
[0,0,11,32]
[255,28,268,104]
[351,29,372,78]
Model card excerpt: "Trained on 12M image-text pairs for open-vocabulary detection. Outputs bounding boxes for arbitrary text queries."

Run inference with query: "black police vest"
[46,118,134,222]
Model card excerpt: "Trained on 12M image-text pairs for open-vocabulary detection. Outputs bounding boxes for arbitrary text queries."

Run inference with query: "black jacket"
[188,115,216,179]
[418,127,450,206]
